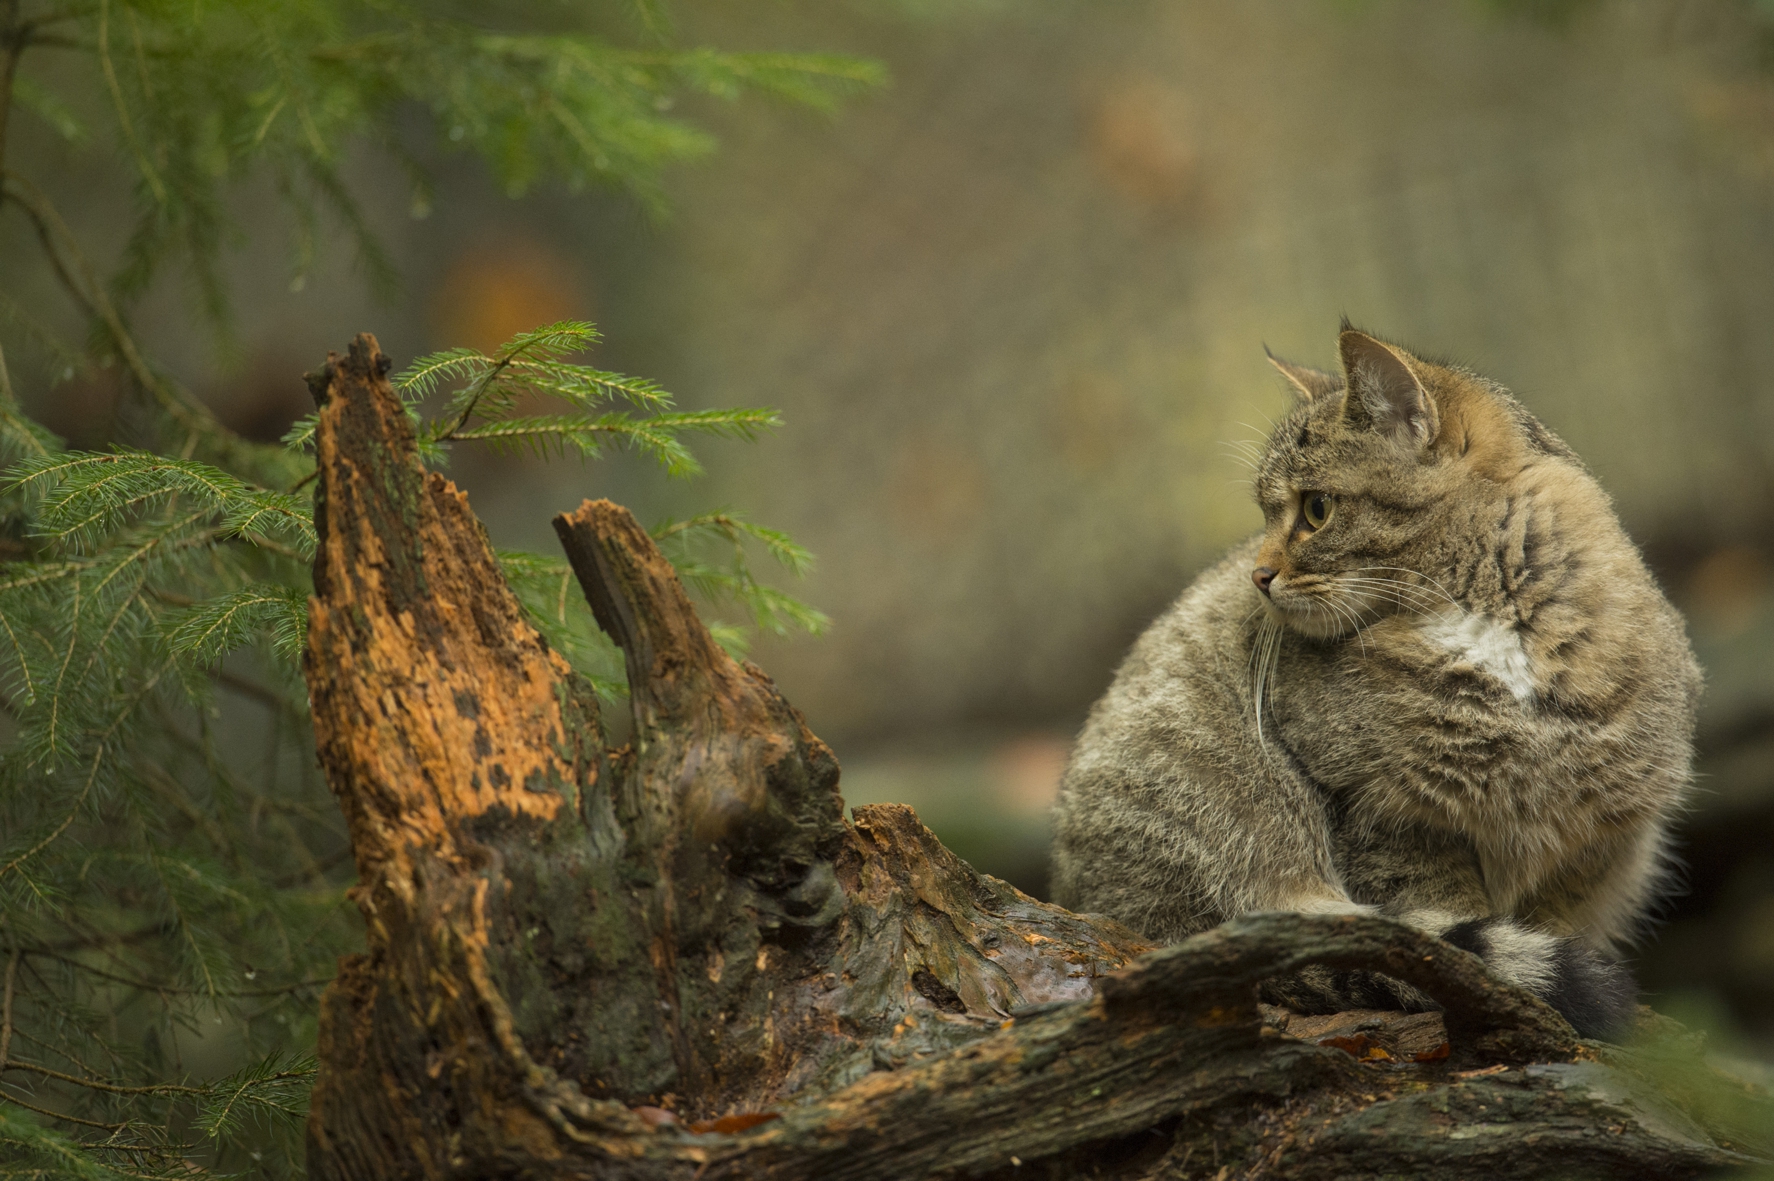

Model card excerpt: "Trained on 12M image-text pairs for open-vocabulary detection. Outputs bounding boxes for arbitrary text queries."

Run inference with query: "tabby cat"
[1049,325,1700,1037]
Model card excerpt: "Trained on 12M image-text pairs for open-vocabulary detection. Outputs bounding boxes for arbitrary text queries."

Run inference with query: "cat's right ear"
[1264,346,1342,403]
[1338,330,1438,448]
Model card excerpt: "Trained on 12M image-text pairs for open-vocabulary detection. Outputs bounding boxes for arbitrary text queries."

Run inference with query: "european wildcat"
[1049,325,1700,1037]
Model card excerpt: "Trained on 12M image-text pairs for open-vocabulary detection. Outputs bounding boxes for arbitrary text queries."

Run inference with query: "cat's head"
[1249,325,1576,639]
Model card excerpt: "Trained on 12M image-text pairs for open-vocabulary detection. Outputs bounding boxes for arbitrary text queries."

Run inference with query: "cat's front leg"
[1278,894,1379,919]
[1256,904,1636,1036]
[1267,818,1641,1037]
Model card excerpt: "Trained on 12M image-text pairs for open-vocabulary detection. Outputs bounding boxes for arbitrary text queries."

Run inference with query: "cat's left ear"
[1339,330,1438,448]
[1264,346,1341,402]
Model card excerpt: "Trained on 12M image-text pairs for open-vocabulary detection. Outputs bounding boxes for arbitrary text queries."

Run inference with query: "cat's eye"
[1301,491,1332,531]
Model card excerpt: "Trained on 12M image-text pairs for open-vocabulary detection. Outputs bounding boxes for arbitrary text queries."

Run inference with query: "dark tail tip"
[1441,917,1636,1039]
[1545,944,1637,1039]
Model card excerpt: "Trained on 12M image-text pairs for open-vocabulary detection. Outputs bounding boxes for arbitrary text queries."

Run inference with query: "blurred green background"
[13,0,1774,1054]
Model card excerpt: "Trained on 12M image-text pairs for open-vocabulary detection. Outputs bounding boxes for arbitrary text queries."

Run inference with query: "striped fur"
[1051,328,1699,1038]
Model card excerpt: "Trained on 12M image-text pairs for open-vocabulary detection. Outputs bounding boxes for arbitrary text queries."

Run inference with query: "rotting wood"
[301,333,1770,1180]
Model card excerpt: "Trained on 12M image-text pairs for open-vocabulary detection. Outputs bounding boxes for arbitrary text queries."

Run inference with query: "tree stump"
[301,334,1770,1180]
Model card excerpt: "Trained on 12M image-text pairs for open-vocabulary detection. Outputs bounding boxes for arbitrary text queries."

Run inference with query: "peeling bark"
[302,334,1770,1180]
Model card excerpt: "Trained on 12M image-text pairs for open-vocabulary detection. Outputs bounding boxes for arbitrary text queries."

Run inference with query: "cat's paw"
[1259,964,1434,1015]
[1283,897,1381,919]
[1440,917,1635,1038]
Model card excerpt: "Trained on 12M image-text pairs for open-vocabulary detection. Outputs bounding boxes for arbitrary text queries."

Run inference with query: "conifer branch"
[3,1058,208,1098]
[97,0,166,206]
[0,2,20,181]
[0,949,16,1077]
[0,744,100,884]
[0,1088,133,1132]
[0,174,219,452]
[0,7,863,1171]
[29,952,333,999]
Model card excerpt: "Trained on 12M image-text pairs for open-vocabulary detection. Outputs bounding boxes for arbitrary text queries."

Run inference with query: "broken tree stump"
[300,334,1770,1180]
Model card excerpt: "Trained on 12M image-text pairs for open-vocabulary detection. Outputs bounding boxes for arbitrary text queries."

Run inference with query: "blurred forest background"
[9,0,1774,1068]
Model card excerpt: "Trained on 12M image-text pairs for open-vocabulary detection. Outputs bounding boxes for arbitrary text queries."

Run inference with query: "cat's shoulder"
[1148,536,1263,634]
[1108,537,1263,685]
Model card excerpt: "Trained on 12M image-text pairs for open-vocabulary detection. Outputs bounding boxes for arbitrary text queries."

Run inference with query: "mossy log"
[300,334,1770,1180]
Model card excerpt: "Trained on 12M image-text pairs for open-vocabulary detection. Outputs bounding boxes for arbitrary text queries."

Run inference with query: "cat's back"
[1073,538,1259,749]
[1050,539,1262,918]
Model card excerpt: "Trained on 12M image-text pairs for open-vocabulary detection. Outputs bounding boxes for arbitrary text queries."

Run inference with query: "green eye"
[1302,491,1332,530]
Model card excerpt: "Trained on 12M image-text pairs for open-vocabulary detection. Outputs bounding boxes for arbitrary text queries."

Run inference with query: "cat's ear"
[1339,329,1438,447]
[1264,346,1342,402]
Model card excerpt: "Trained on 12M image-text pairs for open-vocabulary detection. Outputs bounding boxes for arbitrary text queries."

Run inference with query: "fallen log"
[300,333,1770,1180]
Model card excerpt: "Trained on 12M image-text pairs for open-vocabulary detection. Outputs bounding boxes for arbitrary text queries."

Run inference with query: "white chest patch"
[1419,611,1536,702]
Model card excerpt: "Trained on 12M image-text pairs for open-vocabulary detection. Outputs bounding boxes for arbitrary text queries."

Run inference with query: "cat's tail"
[1436,915,1636,1039]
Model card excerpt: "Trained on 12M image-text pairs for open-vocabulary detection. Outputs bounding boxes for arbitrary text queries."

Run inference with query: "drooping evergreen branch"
[0,4,21,179]
[0,172,246,471]
[0,4,872,1174]
[0,949,17,1077]
[26,951,333,999]
[0,744,102,885]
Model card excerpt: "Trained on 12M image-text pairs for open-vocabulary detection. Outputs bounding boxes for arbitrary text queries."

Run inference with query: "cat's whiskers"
[1281,576,1452,655]
[1336,576,1445,617]
[1272,574,1360,642]
[1337,578,1446,619]
[1340,584,1403,628]
[1284,574,1362,638]
[1352,566,1463,613]
[1322,595,1370,658]
[1304,590,1371,655]
[1219,445,1259,474]
[1249,614,1284,753]
[1265,618,1284,748]
[1341,578,1454,610]
[1246,613,1268,715]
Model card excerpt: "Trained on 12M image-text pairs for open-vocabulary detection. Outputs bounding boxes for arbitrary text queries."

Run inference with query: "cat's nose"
[1252,567,1276,596]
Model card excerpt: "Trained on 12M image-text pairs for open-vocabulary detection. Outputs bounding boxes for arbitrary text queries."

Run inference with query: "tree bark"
[301,334,1770,1180]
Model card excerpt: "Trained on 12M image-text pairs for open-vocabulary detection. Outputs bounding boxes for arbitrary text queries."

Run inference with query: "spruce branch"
[28,952,331,1000]
[389,346,485,401]
[0,174,263,476]
[0,0,22,177]
[11,74,86,143]
[0,949,17,1077]
[0,744,102,885]
[0,1092,135,1136]
[7,451,315,559]
[168,585,308,667]
[0,344,57,463]
[97,0,166,207]
[652,510,816,575]
[0,175,176,414]
[652,510,829,636]
[193,1053,316,1140]
[0,6,863,1170]
[403,322,780,477]
[4,1057,209,1098]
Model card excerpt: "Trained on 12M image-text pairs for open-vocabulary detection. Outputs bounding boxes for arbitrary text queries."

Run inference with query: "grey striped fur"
[1050,328,1700,1037]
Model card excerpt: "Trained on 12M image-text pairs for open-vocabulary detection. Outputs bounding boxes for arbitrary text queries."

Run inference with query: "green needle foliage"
[0,1,870,1175]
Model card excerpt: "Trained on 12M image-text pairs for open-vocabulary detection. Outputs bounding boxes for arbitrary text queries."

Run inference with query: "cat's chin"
[1265,600,1354,640]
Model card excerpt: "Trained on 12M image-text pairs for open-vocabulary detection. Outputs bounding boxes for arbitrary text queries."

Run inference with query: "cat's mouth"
[1264,574,1386,640]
